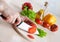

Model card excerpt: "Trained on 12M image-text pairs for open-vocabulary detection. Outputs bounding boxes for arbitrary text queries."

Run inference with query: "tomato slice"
[28,26,36,34]
[27,34,34,39]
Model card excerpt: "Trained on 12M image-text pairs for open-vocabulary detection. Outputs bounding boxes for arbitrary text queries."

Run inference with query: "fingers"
[1,14,12,23]
[13,16,21,26]
[1,8,21,25]
[2,12,21,26]
[2,13,21,25]
[1,11,12,23]
[11,13,21,26]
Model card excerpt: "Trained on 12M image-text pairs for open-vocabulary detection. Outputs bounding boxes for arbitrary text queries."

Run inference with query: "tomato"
[35,19,43,25]
[22,2,33,10]
[43,22,50,28]
[28,27,36,34]
[50,24,58,32]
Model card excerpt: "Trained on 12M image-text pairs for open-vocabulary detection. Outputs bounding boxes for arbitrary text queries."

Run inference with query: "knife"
[17,21,39,34]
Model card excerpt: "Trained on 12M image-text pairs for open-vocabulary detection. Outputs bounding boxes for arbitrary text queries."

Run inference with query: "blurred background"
[5,0,60,16]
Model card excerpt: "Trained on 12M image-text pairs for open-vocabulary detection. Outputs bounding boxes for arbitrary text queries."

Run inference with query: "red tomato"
[43,22,50,28]
[28,27,36,34]
[35,19,43,25]
[22,2,33,10]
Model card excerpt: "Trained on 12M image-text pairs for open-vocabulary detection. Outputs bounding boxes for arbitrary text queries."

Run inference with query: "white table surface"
[0,0,60,42]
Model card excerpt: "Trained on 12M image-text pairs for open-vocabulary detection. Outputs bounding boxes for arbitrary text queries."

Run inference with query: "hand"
[0,1,21,26]
[1,7,21,26]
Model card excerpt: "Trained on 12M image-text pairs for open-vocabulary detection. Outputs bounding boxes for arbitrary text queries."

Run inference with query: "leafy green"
[37,28,47,38]
[21,6,36,21]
